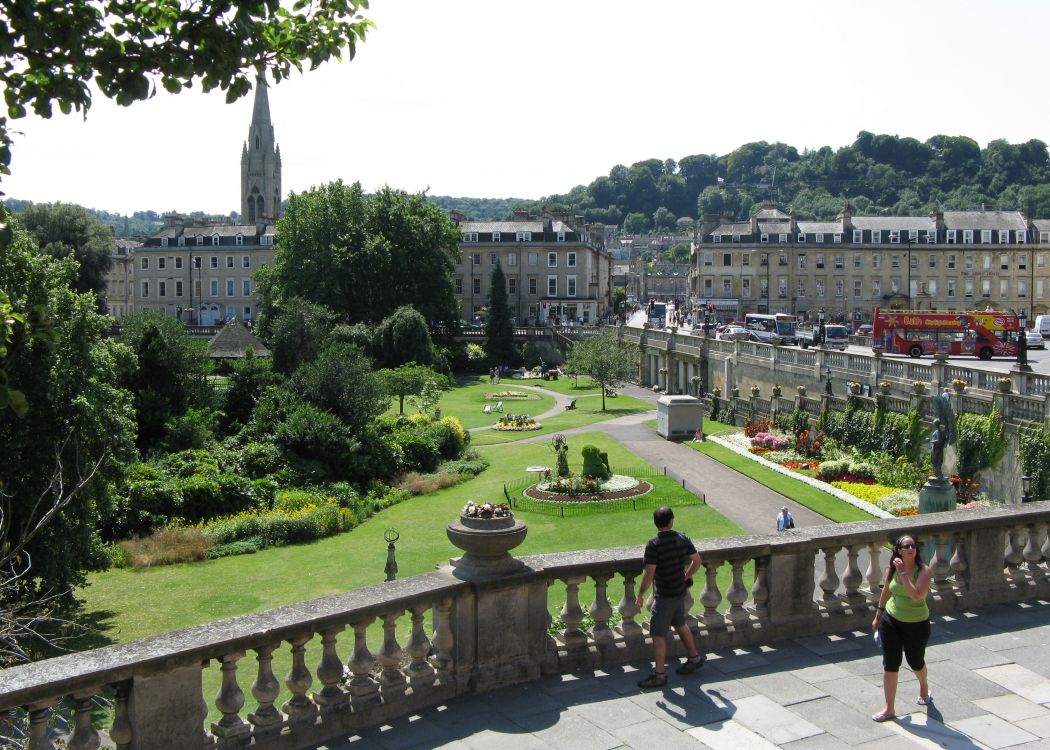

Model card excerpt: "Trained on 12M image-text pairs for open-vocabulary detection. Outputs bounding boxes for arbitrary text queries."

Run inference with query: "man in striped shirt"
[635,506,704,689]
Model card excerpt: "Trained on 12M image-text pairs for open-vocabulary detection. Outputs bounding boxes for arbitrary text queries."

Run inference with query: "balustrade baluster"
[682,581,699,631]
[67,691,101,750]
[314,626,348,708]
[818,547,842,612]
[930,535,953,596]
[864,542,883,596]
[283,633,317,718]
[1006,526,1026,583]
[406,604,437,689]
[25,700,56,750]
[750,557,769,619]
[1042,524,1050,584]
[617,571,642,639]
[430,600,455,685]
[560,576,588,647]
[725,558,749,625]
[950,534,968,592]
[842,545,865,607]
[247,642,282,727]
[211,651,250,742]
[347,617,380,705]
[199,666,213,749]
[1023,523,1045,576]
[589,573,614,644]
[110,682,133,750]
[700,560,724,628]
[377,611,407,701]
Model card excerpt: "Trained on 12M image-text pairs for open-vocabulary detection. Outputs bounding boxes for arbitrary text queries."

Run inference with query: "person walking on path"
[776,506,795,531]
[871,534,933,722]
[635,506,704,689]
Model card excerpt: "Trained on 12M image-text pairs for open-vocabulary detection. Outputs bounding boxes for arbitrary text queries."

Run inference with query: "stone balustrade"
[3,503,1050,748]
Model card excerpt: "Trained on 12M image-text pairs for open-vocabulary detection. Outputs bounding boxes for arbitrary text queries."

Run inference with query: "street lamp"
[1018,308,1029,370]
[818,307,826,347]
[825,365,833,395]
[1021,474,1032,503]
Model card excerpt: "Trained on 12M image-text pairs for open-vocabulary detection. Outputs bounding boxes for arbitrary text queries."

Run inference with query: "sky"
[3,0,1050,217]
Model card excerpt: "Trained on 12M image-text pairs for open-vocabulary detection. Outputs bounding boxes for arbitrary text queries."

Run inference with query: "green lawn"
[471,395,651,446]
[385,374,556,429]
[512,375,603,396]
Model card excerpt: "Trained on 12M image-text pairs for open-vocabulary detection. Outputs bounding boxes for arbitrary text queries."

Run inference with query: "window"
[798,254,807,270]
[140,257,149,270]
[982,278,991,297]
[158,281,166,297]
[833,233,842,243]
[211,234,220,246]
[891,277,900,293]
[834,255,843,269]
[508,253,517,266]
[557,232,565,242]
[797,233,806,243]
[925,254,934,269]
[703,279,713,298]
[508,278,517,294]
[568,252,577,267]
[161,237,168,248]
[760,278,768,298]
[981,230,992,243]
[816,278,825,298]
[761,233,769,244]
[1001,254,1009,271]
[853,254,862,269]
[236,234,243,246]
[141,281,149,298]
[779,233,788,243]
[873,254,882,269]
[872,279,881,297]
[713,234,722,244]
[947,279,956,298]
[261,235,273,246]
[158,257,166,270]
[910,255,918,270]
[853,229,863,243]
[529,278,537,295]
[909,229,919,243]
[567,276,577,297]
[175,280,183,297]
[472,278,481,295]
[210,279,218,296]
[999,230,1009,243]
[742,253,751,267]
[516,232,532,242]
[472,253,481,266]
[242,255,250,269]
[193,279,201,298]
[455,278,463,294]
[463,233,478,243]
[815,233,824,244]
[891,255,901,269]
[704,252,713,267]
[1019,279,1028,298]
[890,231,900,244]
[740,277,752,298]
[210,256,218,269]
[1000,279,1009,298]
[797,278,806,297]
[853,280,862,298]
[722,278,732,298]
[983,255,992,271]
[196,235,204,246]
[490,253,498,265]
[816,254,825,269]
[492,232,501,243]
[242,279,251,296]
[872,231,882,243]
[1019,253,1028,270]
[964,279,974,298]
[722,252,732,266]
[929,280,938,296]
[926,230,936,243]
[528,252,538,266]
[175,257,183,270]
[226,279,235,297]
[1017,229,1027,244]
[946,230,957,244]
[778,278,787,297]
[548,252,557,267]
[835,279,844,298]
[963,230,974,244]
[226,256,234,269]
[778,253,787,266]
[1040,279,1046,299]
[965,255,974,271]
[947,254,956,269]
[732,234,741,243]
[547,276,557,296]
[177,236,185,247]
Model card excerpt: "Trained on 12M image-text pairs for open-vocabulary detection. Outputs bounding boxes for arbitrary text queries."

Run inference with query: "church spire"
[241,75,282,224]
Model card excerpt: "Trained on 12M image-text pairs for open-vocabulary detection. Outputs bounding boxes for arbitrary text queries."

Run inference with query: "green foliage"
[905,408,926,464]
[1019,421,1050,500]
[956,409,1008,482]
[16,203,114,302]
[288,342,383,432]
[162,407,220,452]
[422,416,469,460]
[0,0,374,176]
[374,306,435,368]
[259,299,338,375]
[220,349,275,432]
[484,261,517,366]
[376,362,445,415]
[203,498,355,549]
[465,342,487,373]
[564,330,637,410]
[442,457,489,476]
[874,453,929,489]
[581,444,611,480]
[394,432,441,473]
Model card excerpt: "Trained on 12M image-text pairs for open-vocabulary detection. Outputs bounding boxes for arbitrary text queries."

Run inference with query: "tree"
[564,330,638,410]
[288,341,383,433]
[623,212,650,234]
[376,363,446,415]
[15,203,115,304]
[220,347,275,432]
[484,262,516,366]
[259,298,338,375]
[374,305,435,369]
[0,0,374,177]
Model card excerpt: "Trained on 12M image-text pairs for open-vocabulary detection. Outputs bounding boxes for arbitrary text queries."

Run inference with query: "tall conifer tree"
[484,261,516,366]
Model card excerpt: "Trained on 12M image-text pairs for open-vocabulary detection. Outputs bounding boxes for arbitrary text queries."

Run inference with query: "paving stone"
[788,663,853,685]
[976,664,1050,704]
[996,646,1050,680]
[628,684,731,731]
[516,710,622,750]
[755,641,819,664]
[722,695,823,745]
[788,696,896,746]
[685,720,781,750]
[794,634,865,658]
[736,671,828,706]
[778,733,851,750]
[950,714,1039,748]
[886,712,996,750]
[700,677,760,703]
[851,737,927,749]
[1018,715,1050,739]
[924,639,1013,670]
[928,659,1013,703]
[805,675,883,716]
[482,683,565,717]
[569,694,660,731]
[972,695,1050,723]
[612,718,714,750]
[365,715,455,750]
[706,648,774,675]
[459,728,549,750]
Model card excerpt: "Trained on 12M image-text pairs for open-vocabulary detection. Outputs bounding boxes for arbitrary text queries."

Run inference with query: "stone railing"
[3,504,1050,748]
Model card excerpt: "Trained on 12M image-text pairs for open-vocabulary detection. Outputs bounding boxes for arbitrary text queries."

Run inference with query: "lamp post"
[1018,308,1029,370]
[1022,474,1032,503]
[906,238,912,309]
[825,365,833,395]
[818,307,826,347]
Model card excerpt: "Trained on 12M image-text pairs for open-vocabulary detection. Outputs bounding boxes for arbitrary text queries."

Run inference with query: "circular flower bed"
[524,474,651,502]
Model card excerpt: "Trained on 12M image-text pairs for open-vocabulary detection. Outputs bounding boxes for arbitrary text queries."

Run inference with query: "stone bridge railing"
[3,504,1050,748]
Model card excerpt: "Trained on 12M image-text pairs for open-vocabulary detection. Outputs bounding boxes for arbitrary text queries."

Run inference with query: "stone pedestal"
[919,477,957,560]
[446,515,528,579]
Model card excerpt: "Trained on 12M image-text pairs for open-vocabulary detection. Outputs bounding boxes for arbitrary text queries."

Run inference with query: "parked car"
[1026,330,1045,350]
[718,325,752,342]
[855,324,873,336]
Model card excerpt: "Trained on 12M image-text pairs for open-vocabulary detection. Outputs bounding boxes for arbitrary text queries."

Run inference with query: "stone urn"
[771,384,783,399]
[446,514,528,578]
[878,381,892,394]
[952,380,966,394]
[731,387,740,399]
[912,381,927,395]
[797,385,807,398]
[750,385,760,398]
[848,382,862,395]
[997,377,1013,394]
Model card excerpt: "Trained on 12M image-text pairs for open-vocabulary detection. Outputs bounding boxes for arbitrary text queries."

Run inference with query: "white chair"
[495,401,504,412]
[483,404,492,414]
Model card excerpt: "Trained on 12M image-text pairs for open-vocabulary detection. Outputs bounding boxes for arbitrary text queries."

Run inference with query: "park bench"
[565,399,576,411]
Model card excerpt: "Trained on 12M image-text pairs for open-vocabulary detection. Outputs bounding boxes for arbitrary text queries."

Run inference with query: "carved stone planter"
[447,515,528,578]
[997,378,1013,394]
[952,381,966,394]
[771,385,782,399]
[750,386,760,398]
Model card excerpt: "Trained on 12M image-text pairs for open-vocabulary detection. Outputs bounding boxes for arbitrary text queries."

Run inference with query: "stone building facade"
[103,238,139,319]
[689,202,1050,324]
[453,209,612,325]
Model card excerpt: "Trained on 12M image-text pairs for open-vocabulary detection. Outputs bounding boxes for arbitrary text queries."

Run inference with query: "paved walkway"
[328,600,1050,750]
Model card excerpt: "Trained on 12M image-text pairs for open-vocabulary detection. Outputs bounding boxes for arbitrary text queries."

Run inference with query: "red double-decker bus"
[873,307,1021,360]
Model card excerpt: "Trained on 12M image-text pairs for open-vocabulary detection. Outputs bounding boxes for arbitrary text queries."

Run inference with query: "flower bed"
[525,474,651,503]
[485,390,539,401]
[494,414,542,431]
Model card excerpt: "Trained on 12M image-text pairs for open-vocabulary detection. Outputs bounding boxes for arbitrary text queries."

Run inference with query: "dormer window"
[927,230,936,243]
[463,233,478,243]
[161,237,168,247]
[211,234,220,246]
[999,230,1009,243]
[853,230,863,243]
[889,231,900,244]
[196,235,204,246]
[760,233,769,243]
[779,233,787,243]
[981,230,992,243]
[516,232,532,242]
[815,233,824,243]
[236,234,244,246]
[557,232,565,242]
[797,233,805,243]
[909,230,919,242]
[946,230,957,244]
[872,231,882,243]
[713,234,722,243]
[833,233,842,243]
[492,232,501,242]
[177,236,185,247]
[963,230,974,243]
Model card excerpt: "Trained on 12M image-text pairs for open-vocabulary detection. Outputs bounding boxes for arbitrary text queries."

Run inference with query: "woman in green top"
[871,534,933,722]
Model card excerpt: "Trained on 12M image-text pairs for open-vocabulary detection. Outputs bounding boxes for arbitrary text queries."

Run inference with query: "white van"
[1035,314,1050,339]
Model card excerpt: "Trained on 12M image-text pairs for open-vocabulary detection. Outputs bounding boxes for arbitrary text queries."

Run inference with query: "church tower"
[241,77,282,223]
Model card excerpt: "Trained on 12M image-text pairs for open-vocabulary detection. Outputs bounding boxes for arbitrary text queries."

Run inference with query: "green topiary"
[581,444,611,480]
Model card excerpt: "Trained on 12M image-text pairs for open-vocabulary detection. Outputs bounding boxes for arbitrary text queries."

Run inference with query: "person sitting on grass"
[635,506,704,689]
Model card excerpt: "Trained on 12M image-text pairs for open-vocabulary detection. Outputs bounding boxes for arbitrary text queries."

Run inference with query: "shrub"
[396,470,461,495]
[323,482,360,508]
[443,457,490,476]
[156,448,223,478]
[119,526,215,568]
[162,408,220,452]
[876,490,921,516]
[581,444,611,480]
[423,416,469,459]
[274,488,326,512]
[208,538,263,559]
[874,454,927,489]
[395,432,441,473]
[232,441,289,480]
[203,499,355,548]
[830,481,896,502]
[174,472,260,523]
[114,472,184,538]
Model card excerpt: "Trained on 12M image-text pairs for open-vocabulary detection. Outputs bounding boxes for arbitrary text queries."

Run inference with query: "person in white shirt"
[777,506,795,531]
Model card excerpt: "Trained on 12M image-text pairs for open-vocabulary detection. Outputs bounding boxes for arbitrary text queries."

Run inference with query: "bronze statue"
[930,419,946,479]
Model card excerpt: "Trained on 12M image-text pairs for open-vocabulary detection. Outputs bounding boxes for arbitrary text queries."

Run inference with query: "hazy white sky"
[3,0,1049,216]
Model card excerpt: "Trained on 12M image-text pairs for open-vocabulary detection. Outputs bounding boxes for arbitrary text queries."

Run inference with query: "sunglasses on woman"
[899,543,916,550]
